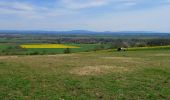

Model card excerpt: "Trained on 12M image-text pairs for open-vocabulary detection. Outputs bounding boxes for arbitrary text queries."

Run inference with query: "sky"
[0,0,170,32]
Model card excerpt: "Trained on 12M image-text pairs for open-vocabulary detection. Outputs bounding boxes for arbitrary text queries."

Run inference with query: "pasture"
[0,49,170,99]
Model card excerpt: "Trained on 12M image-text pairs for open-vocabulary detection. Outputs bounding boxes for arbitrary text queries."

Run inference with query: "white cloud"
[0,1,43,19]
[0,1,34,11]
[60,0,111,9]
[1,0,169,19]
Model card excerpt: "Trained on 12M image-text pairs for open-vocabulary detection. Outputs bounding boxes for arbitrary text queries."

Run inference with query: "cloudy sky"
[0,0,170,32]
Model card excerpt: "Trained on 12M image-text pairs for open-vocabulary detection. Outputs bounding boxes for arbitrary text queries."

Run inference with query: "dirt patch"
[154,54,170,56]
[70,65,129,76]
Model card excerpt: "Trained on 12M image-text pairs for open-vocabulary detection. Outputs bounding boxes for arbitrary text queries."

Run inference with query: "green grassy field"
[127,45,170,51]
[0,43,102,55]
[0,48,170,99]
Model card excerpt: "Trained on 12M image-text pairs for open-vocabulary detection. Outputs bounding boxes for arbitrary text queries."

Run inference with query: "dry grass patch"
[46,54,76,57]
[154,54,170,56]
[0,56,18,59]
[102,57,139,60]
[70,65,130,76]
[102,57,141,63]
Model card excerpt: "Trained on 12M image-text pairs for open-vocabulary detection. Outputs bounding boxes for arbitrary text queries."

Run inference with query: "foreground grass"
[0,50,170,99]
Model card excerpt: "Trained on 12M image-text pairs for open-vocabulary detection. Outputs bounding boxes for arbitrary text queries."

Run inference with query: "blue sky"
[0,0,170,32]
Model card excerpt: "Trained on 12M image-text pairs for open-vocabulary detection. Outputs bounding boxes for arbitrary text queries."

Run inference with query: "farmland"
[0,33,170,55]
[0,43,102,55]
[0,33,170,99]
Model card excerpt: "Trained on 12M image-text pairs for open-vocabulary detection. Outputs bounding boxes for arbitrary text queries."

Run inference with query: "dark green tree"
[64,48,71,54]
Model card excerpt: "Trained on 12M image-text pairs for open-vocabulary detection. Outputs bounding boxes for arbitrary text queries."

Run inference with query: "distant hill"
[0,30,170,36]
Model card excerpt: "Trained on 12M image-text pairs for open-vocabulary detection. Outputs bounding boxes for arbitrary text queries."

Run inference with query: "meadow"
[0,48,170,99]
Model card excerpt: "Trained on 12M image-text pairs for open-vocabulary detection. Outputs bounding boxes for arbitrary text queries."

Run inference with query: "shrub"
[64,48,71,54]
[28,51,40,55]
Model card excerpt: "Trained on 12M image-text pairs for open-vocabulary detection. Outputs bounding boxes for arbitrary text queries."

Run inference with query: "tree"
[64,48,71,54]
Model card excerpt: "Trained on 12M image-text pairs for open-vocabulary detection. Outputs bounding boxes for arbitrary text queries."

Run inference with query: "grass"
[0,49,170,99]
[127,45,170,51]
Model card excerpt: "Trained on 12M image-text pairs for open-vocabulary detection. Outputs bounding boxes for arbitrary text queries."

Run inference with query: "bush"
[28,51,40,55]
[64,48,71,54]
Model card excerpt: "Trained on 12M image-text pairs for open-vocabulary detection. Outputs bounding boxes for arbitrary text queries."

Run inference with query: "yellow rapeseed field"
[20,44,80,49]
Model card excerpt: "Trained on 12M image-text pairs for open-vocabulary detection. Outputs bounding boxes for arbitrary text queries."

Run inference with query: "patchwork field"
[0,43,100,55]
[0,49,170,99]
